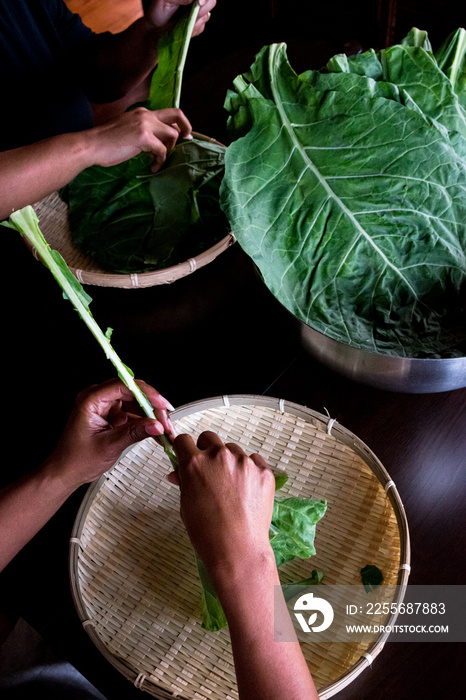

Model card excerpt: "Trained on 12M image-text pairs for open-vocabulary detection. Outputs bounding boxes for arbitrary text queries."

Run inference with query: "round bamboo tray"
[70,395,410,699]
[29,134,235,289]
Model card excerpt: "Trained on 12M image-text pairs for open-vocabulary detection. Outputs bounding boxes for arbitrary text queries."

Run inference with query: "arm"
[172,432,319,700]
[0,106,191,221]
[0,379,174,573]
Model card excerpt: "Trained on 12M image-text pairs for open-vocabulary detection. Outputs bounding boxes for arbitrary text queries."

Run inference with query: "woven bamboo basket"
[29,134,235,288]
[70,395,410,699]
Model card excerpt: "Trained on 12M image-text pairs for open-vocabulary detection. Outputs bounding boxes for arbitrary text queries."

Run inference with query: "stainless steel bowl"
[255,266,466,394]
[300,321,466,394]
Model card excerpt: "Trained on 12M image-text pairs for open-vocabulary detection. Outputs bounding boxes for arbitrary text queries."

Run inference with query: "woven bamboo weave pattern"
[71,398,409,699]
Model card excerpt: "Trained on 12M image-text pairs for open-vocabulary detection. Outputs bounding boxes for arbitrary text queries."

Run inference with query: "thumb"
[112,417,164,453]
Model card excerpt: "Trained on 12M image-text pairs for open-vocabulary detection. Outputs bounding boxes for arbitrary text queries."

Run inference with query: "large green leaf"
[220,38,466,358]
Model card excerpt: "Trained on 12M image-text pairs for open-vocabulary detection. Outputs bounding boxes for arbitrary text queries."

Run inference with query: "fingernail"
[166,401,176,411]
[145,421,163,436]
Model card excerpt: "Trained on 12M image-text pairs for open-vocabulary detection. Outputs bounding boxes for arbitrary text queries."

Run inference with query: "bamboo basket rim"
[69,394,411,700]
[29,133,235,289]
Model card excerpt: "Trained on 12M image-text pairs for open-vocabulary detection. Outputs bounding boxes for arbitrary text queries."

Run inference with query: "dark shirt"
[0,0,97,150]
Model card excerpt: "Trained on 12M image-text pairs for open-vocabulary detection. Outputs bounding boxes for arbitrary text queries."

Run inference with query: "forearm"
[210,550,319,700]
[0,459,75,572]
[0,132,94,221]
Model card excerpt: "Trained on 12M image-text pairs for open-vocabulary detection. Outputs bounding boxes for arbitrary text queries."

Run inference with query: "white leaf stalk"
[173,1,200,108]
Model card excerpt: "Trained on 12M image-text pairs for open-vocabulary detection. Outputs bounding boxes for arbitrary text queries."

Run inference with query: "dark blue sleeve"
[39,0,95,50]
[0,0,96,148]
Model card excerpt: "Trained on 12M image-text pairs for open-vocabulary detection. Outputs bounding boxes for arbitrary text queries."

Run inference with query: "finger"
[124,380,175,435]
[140,418,165,437]
[103,417,163,460]
[134,379,175,412]
[151,408,176,438]
[224,442,247,457]
[193,0,213,20]
[79,379,137,417]
[149,140,168,172]
[196,0,211,11]
[166,471,180,487]
[106,401,127,427]
[155,108,192,139]
[153,122,182,151]
[249,453,270,469]
[88,379,175,437]
[121,410,166,436]
[192,15,212,37]
[107,399,174,438]
[173,433,199,465]
[196,430,225,451]
[194,10,210,27]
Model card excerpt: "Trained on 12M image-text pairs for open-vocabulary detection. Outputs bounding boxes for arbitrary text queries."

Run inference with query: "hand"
[91,107,192,171]
[146,0,217,37]
[171,431,276,576]
[48,379,175,490]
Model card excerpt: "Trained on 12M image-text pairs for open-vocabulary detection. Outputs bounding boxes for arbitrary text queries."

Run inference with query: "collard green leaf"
[400,27,433,52]
[270,497,327,567]
[61,153,156,273]
[325,48,386,82]
[220,38,466,358]
[274,472,289,491]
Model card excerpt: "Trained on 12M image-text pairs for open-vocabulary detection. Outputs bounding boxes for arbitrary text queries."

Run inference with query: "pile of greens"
[62,2,229,274]
[219,28,466,358]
